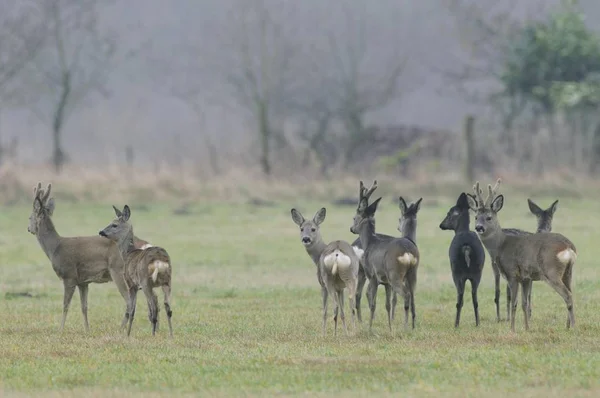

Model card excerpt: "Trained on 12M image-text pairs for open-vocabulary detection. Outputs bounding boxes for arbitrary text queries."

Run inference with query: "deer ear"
[457,193,469,208]
[313,207,326,225]
[412,198,423,213]
[122,205,131,222]
[549,199,559,215]
[113,205,122,218]
[491,194,504,213]
[466,193,478,211]
[45,197,55,216]
[527,199,542,216]
[367,197,382,216]
[357,198,368,212]
[398,197,407,214]
[290,208,305,226]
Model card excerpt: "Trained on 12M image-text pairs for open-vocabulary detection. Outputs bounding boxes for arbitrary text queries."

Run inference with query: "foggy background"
[1,0,600,185]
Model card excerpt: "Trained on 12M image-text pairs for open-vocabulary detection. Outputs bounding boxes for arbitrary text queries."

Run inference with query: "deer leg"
[77,284,90,332]
[546,276,575,329]
[127,286,138,337]
[491,260,501,322]
[506,283,511,322]
[108,268,132,331]
[391,292,398,321]
[321,284,328,336]
[355,266,366,323]
[366,278,379,333]
[471,277,481,327]
[384,284,393,333]
[60,283,76,332]
[562,265,574,328]
[338,290,347,336]
[454,277,466,328]
[528,284,533,319]
[162,284,173,337]
[141,285,159,336]
[508,279,519,332]
[347,279,357,333]
[407,268,417,330]
[521,280,532,331]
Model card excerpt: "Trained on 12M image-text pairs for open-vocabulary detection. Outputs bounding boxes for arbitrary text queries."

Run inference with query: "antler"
[363,180,377,202]
[41,183,52,204]
[484,178,502,208]
[472,181,485,208]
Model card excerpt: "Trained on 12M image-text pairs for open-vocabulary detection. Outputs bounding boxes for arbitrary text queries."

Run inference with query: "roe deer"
[27,183,131,332]
[99,205,173,337]
[468,185,559,321]
[290,208,361,334]
[440,192,486,327]
[319,240,360,336]
[350,180,421,333]
[351,182,398,324]
[468,180,577,332]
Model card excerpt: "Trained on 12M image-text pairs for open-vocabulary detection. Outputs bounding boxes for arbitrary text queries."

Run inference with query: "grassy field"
[1,188,600,397]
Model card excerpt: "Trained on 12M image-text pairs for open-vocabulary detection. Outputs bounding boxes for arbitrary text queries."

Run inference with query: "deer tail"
[462,246,471,268]
[149,260,170,282]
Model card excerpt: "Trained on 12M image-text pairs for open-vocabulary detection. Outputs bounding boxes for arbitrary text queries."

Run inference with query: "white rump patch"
[352,246,365,260]
[397,253,418,266]
[556,249,577,265]
[149,260,170,282]
[323,249,352,276]
[140,243,153,250]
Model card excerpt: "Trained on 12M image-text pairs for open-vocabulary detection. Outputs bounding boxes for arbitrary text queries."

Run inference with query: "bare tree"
[221,0,298,176]
[24,0,117,173]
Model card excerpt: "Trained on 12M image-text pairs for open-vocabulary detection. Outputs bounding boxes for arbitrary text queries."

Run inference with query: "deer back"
[124,246,171,287]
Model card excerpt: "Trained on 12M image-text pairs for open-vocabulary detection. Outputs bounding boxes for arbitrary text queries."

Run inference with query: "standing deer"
[468,184,559,321]
[468,180,577,331]
[290,208,360,335]
[439,192,486,327]
[350,180,422,333]
[99,205,173,337]
[27,183,131,332]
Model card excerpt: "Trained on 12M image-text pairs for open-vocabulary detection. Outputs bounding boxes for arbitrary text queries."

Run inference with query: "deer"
[99,205,173,337]
[290,208,360,335]
[439,192,486,327]
[27,182,131,332]
[468,179,577,332]
[468,185,559,321]
[350,180,422,333]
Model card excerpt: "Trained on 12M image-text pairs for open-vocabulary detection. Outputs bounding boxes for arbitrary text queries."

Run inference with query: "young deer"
[27,183,131,332]
[290,208,360,335]
[440,192,486,327]
[468,185,559,321]
[350,180,421,333]
[99,205,173,337]
[469,180,577,332]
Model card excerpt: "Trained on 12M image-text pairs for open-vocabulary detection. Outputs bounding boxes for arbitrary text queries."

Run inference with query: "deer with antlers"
[350,180,422,333]
[468,182,560,321]
[27,183,131,332]
[468,179,577,331]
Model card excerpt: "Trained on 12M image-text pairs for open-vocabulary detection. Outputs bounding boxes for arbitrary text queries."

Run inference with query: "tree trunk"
[52,71,71,173]
[258,100,271,176]
[463,114,475,183]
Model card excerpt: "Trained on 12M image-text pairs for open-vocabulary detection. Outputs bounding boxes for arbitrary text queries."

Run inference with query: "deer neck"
[36,214,61,260]
[481,224,507,252]
[358,217,377,248]
[537,220,551,233]
[305,236,327,266]
[454,212,471,235]
[118,227,136,257]
[401,218,417,243]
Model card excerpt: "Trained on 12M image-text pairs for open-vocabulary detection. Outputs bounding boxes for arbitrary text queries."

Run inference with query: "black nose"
[475,225,484,233]
[302,237,311,243]
[99,230,106,237]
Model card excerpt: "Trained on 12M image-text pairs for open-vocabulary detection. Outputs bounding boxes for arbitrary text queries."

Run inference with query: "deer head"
[350,180,382,234]
[28,182,55,235]
[439,192,470,231]
[99,205,132,243]
[469,179,504,238]
[397,196,422,234]
[527,199,558,233]
[290,207,326,247]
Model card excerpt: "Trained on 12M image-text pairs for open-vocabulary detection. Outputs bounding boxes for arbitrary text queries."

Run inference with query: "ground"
[0,193,599,397]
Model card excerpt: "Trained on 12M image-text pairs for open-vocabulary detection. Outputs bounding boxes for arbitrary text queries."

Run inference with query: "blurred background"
[1,0,599,204]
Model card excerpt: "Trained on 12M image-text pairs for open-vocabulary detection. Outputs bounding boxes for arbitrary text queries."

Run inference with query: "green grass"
[1,193,600,397]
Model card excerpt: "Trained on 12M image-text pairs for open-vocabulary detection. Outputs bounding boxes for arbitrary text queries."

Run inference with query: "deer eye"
[311,228,316,232]
[486,216,492,221]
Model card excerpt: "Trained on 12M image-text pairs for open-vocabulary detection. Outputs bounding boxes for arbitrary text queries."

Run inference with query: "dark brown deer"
[468,180,577,332]
[27,183,131,332]
[99,205,173,337]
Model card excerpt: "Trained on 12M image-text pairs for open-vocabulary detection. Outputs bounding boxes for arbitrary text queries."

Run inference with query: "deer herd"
[26,177,577,338]
[292,179,577,336]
